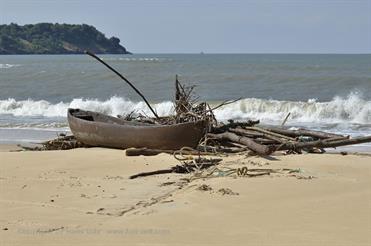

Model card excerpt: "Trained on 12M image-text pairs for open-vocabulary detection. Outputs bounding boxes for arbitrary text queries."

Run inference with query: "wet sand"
[0,146,370,245]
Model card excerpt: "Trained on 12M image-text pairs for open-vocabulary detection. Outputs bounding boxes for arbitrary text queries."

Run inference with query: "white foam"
[0,96,174,118]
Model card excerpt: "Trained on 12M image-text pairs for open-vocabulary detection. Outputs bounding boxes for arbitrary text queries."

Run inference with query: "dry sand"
[0,145,370,245]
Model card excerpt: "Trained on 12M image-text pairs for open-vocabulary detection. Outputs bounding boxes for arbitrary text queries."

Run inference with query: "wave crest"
[0,97,174,117]
[0,92,370,124]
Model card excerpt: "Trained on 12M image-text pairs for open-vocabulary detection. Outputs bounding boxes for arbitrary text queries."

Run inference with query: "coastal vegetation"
[0,23,130,54]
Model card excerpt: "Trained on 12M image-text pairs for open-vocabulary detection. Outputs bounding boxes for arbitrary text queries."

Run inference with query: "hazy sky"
[1,0,370,53]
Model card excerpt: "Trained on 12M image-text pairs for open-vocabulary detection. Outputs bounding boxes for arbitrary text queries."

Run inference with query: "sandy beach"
[0,145,370,245]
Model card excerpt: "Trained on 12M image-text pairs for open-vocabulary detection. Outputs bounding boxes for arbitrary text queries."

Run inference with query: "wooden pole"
[85,50,159,119]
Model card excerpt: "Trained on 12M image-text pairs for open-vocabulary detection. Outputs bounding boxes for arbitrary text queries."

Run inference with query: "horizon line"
[1,52,370,55]
[131,52,371,55]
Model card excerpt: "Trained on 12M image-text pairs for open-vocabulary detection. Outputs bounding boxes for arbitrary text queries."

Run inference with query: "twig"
[129,159,222,179]
[209,98,242,111]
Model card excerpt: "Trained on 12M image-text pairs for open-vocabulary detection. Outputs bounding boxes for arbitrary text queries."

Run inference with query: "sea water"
[0,54,370,151]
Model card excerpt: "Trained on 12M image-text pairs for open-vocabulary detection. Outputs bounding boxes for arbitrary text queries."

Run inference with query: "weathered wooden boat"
[67,108,207,150]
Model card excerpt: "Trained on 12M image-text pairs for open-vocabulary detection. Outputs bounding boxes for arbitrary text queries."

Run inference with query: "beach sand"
[0,145,370,245]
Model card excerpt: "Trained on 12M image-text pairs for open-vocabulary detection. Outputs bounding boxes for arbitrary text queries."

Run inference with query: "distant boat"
[68,108,207,150]
[200,51,205,55]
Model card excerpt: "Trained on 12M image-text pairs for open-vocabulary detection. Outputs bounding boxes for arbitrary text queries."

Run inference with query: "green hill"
[0,23,130,54]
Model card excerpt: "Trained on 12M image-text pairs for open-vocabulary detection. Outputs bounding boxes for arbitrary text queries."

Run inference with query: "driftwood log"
[126,147,213,156]
[276,136,371,152]
[207,132,275,155]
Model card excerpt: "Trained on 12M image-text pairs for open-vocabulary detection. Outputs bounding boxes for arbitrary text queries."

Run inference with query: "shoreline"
[2,141,371,154]
[1,126,371,153]
[0,146,370,245]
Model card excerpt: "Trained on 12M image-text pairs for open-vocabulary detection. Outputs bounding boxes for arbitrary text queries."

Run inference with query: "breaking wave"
[214,91,371,125]
[0,92,370,125]
[0,97,174,118]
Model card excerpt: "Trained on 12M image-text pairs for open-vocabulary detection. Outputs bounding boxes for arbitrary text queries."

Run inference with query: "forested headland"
[0,23,130,54]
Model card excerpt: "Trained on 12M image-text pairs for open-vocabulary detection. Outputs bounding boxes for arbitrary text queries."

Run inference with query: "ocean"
[1,54,370,151]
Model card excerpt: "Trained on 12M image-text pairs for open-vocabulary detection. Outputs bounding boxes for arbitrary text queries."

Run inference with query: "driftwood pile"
[124,78,371,157]
[126,121,371,157]
[18,134,87,151]
[205,124,371,156]
[119,76,217,126]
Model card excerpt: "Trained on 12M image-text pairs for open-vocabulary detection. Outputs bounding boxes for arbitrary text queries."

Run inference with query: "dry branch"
[212,119,260,133]
[266,127,345,139]
[129,158,222,179]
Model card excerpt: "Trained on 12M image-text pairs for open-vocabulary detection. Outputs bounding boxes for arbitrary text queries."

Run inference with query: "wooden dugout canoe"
[67,108,207,150]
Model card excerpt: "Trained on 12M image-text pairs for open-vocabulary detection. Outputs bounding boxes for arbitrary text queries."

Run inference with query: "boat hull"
[67,108,207,150]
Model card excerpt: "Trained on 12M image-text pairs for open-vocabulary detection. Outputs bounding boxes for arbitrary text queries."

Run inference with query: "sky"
[0,0,370,53]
